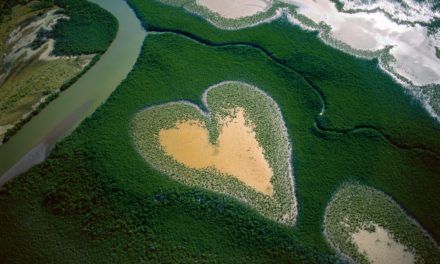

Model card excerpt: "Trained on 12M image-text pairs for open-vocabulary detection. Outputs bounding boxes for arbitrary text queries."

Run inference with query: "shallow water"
[283,0,440,86]
[0,0,146,183]
[159,108,274,195]
[339,0,440,23]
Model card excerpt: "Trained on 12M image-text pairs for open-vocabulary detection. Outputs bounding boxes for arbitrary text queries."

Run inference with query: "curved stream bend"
[0,0,147,185]
[1,1,438,187]
[148,29,440,159]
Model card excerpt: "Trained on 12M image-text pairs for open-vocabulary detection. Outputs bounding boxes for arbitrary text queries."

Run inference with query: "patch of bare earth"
[159,107,273,195]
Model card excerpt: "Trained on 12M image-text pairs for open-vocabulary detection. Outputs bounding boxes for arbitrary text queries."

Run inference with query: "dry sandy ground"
[159,107,274,195]
[352,224,415,264]
[196,0,271,19]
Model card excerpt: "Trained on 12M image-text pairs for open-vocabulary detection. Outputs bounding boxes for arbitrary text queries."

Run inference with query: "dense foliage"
[0,0,439,262]
[48,0,118,55]
[132,82,296,225]
[0,0,54,22]
[0,0,28,22]
[127,0,440,243]
[325,184,440,263]
[1,0,118,143]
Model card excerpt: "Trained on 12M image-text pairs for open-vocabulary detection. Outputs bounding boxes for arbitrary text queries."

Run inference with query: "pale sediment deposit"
[195,0,271,19]
[1,8,69,84]
[159,108,274,195]
[352,224,415,264]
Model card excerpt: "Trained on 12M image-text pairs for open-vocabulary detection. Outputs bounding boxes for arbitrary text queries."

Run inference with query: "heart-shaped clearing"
[159,107,273,195]
[132,81,296,225]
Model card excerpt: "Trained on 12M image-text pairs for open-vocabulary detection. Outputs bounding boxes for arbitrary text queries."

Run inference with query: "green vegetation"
[0,54,94,125]
[428,18,440,35]
[127,0,440,242]
[158,0,293,29]
[132,82,296,225]
[0,1,51,60]
[0,0,55,22]
[324,184,440,263]
[0,32,339,262]
[0,0,439,262]
[0,0,30,22]
[48,0,118,55]
[0,0,118,143]
[1,54,99,143]
[128,0,440,152]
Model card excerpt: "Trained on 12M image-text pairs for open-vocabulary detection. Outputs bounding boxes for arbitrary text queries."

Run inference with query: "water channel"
[0,0,147,185]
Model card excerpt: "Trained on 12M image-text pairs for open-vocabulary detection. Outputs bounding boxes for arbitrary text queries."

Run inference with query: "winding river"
[0,0,146,185]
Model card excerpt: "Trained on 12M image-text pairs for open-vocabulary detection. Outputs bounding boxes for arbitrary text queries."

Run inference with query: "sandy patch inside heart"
[132,81,297,225]
[159,108,273,195]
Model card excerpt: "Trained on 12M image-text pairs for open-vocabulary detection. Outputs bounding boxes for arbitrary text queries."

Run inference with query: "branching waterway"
[146,29,440,159]
[0,0,146,185]
[1,0,439,185]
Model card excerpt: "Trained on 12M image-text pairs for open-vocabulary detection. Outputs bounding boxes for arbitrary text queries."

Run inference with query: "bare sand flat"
[352,224,415,264]
[159,107,273,195]
[196,0,270,19]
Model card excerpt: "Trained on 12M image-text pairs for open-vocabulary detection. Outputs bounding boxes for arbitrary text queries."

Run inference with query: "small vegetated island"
[0,0,117,143]
[0,0,440,263]
[132,82,297,224]
[324,184,440,264]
